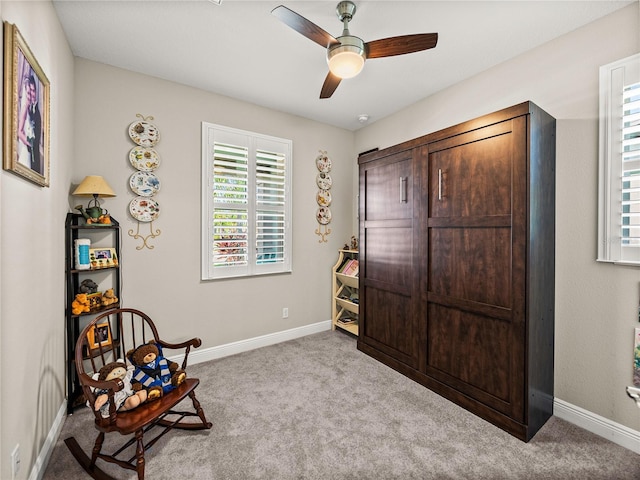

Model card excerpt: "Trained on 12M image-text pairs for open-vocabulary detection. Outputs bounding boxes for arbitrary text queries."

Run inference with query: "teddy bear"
[126,341,186,401]
[90,361,148,417]
[100,288,118,307]
[71,293,91,315]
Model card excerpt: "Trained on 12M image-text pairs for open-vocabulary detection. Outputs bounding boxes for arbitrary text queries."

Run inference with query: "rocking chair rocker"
[64,308,212,480]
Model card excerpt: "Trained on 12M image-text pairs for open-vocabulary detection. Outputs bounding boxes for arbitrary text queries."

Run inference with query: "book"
[337,318,357,325]
[337,313,358,324]
[342,259,359,276]
[338,259,355,273]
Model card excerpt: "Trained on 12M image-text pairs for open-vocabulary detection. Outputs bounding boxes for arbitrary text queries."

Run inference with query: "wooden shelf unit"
[332,249,359,335]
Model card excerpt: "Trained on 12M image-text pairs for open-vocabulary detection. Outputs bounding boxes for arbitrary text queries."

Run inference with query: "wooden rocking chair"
[64,308,212,480]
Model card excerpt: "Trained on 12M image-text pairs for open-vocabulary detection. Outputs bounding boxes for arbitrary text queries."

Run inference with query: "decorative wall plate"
[129,197,160,222]
[316,189,332,207]
[128,120,159,147]
[316,172,332,190]
[129,171,161,196]
[316,206,332,225]
[315,152,332,173]
[129,146,160,171]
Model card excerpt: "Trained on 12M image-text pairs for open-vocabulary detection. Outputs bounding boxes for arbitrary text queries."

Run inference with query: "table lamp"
[73,175,116,224]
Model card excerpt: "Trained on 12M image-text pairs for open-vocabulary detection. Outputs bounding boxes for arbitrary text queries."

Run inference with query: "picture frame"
[2,22,50,187]
[87,321,112,350]
[89,248,118,269]
[87,292,103,311]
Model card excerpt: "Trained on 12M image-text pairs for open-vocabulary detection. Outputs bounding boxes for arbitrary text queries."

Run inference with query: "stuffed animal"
[127,341,186,400]
[100,289,118,307]
[79,279,99,294]
[71,293,91,315]
[91,361,148,417]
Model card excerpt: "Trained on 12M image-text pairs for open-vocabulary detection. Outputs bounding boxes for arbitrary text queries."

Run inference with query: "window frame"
[598,52,640,265]
[201,122,292,280]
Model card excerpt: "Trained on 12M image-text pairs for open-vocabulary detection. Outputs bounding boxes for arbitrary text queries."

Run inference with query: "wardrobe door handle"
[438,169,443,200]
[400,176,408,203]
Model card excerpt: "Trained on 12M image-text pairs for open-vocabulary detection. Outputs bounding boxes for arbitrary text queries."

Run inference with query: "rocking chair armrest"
[156,337,202,370]
[157,337,202,350]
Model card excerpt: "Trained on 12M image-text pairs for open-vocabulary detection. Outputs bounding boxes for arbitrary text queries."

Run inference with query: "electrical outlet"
[11,444,20,479]
[282,307,289,318]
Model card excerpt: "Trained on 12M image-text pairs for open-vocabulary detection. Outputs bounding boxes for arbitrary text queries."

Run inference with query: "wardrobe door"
[359,149,419,368]
[422,117,528,420]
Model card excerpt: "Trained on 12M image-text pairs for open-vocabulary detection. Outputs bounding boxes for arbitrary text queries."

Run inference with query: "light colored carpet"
[43,330,640,479]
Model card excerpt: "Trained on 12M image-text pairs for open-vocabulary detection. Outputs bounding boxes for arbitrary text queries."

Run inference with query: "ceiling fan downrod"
[336,0,357,35]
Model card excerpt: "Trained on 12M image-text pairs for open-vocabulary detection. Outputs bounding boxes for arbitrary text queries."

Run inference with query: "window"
[598,53,640,264]
[201,123,292,279]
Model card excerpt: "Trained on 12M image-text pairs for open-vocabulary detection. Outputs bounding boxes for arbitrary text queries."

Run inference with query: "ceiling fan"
[272,1,438,99]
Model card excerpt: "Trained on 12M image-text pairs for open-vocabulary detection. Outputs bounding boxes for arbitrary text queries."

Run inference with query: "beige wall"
[72,59,355,347]
[355,3,640,431]
[0,1,75,479]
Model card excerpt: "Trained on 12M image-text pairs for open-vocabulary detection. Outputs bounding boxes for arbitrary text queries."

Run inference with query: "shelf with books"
[331,249,359,335]
[336,311,358,335]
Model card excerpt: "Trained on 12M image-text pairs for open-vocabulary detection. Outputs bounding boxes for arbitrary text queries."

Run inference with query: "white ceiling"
[52,0,634,131]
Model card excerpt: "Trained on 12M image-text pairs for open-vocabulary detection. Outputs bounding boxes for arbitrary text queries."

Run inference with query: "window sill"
[596,258,640,267]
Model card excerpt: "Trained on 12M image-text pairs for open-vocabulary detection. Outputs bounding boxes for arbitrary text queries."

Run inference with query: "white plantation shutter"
[256,148,286,265]
[599,53,640,264]
[622,82,640,247]
[213,142,248,268]
[202,123,292,279]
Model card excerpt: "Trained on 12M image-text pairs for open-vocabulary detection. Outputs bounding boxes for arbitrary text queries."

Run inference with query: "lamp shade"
[72,176,116,197]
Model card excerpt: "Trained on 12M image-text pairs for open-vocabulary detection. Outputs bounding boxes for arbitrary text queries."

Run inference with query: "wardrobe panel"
[426,304,513,404]
[428,227,512,308]
[362,155,412,222]
[365,227,412,288]
[362,287,413,361]
[429,131,513,219]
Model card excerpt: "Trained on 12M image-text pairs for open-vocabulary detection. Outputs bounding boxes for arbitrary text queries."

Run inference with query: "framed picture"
[87,321,112,350]
[89,248,118,269]
[2,22,50,187]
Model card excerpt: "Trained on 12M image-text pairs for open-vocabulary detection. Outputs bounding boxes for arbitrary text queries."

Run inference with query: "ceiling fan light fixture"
[327,37,365,79]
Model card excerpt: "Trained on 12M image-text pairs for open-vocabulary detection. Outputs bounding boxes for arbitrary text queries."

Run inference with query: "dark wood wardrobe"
[358,102,555,441]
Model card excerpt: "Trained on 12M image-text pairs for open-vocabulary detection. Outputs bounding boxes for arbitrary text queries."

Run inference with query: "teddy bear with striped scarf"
[127,341,186,401]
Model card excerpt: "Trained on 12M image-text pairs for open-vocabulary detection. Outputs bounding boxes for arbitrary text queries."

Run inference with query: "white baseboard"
[29,402,66,480]
[171,319,332,366]
[554,398,640,454]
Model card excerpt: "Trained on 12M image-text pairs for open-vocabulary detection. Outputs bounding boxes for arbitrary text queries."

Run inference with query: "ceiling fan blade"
[272,5,339,48]
[320,72,342,99]
[366,33,438,59]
